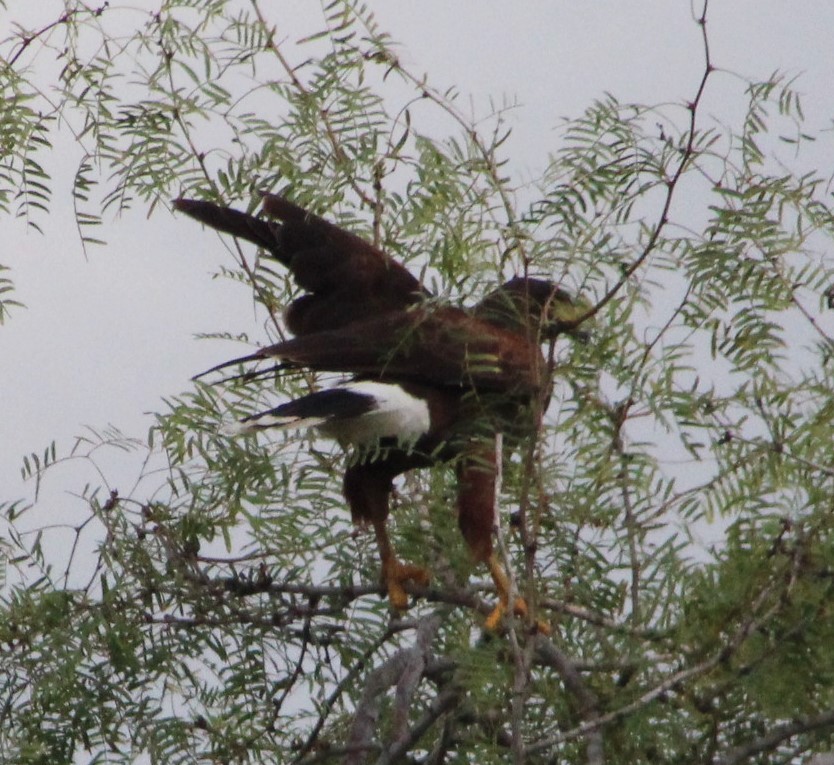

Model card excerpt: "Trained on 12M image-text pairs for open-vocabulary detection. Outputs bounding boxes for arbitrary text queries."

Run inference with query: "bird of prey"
[175,194,589,630]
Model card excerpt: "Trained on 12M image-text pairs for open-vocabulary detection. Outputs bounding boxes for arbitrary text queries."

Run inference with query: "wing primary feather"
[191,350,291,381]
[210,362,301,386]
[173,198,285,262]
[191,352,262,380]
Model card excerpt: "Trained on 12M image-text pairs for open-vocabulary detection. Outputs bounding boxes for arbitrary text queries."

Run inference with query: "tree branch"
[535,635,604,765]
[345,613,442,765]
[375,688,460,765]
[715,709,834,765]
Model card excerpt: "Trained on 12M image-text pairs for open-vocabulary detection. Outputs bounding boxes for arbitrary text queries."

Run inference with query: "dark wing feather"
[203,307,547,396]
[173,199,282,257]
[174,195,429,335]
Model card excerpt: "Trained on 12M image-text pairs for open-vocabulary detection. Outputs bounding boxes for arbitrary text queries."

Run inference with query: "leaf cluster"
[3,2,834,764]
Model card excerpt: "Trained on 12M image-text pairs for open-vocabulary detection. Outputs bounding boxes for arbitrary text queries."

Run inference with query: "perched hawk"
[175,195,589,629]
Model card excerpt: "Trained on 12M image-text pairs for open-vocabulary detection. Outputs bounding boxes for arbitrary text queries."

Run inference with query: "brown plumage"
[175,194,588,629]
[175,196,427,336]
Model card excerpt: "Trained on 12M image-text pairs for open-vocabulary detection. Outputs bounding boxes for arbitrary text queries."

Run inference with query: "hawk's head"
[475,277,593,343]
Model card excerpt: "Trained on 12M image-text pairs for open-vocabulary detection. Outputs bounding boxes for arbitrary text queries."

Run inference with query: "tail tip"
[220,420,252,436]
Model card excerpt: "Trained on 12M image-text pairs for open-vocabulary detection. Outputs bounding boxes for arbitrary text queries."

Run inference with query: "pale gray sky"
[3,1,834,529]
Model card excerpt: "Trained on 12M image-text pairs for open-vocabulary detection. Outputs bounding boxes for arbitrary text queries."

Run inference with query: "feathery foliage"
[3,2,834,763]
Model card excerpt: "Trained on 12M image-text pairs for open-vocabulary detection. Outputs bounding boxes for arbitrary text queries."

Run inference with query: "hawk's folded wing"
[201,307,547,396]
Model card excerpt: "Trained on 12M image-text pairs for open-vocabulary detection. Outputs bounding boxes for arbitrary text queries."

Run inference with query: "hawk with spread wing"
[175,195,589,629]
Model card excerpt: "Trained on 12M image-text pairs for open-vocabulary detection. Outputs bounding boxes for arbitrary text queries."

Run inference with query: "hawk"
[175,195,589,629]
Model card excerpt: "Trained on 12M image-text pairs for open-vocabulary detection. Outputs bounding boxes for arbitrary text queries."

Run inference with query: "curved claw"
[484,554,551,634]
[484,595,529,631]
[373,518,430,611]
[382,558,431,611]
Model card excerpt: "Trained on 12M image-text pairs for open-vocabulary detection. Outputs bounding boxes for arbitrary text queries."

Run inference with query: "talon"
[484,597,551,634]
[484,554,551,634]
[483,595,533,631]
[374,518,430,611]
[484,601,506,632]
[535,619,552,635]
[381,557,430,611]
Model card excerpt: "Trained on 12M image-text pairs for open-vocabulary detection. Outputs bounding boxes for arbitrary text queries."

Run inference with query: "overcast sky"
[3,1,834,531]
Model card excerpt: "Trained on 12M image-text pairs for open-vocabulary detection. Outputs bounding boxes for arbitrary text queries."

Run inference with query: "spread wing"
[174,195,429,335]
[200,307,547,396]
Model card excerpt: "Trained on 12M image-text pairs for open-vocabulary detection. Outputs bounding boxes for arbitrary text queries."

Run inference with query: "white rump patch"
[221,380,431,448]
[319,381,431,447]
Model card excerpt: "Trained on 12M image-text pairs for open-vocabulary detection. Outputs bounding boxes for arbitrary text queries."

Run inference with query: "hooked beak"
[545,291,594,343]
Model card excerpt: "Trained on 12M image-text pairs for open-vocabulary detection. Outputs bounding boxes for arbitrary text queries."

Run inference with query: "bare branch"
[375,688,460,765]
[346,613,442,765]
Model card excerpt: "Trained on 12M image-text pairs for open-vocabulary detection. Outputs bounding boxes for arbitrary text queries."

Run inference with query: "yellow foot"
[381,559,431,611]
[483,553,551,633]
[484,596,538,632]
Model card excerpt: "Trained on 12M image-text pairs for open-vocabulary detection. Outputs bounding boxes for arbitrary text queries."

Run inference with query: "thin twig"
[7,6,108,67]
[375,688,460,765]
[569,0,714,330]
[248,0,374,209]
[291,629,395,763]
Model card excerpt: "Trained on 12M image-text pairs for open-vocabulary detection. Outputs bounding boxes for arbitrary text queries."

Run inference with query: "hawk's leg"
[344,462,431,611]
[457,441,549,633]
[372,518,430,610]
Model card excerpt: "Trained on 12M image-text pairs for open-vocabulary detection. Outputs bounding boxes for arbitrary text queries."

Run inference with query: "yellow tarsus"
[373,519,430,611]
